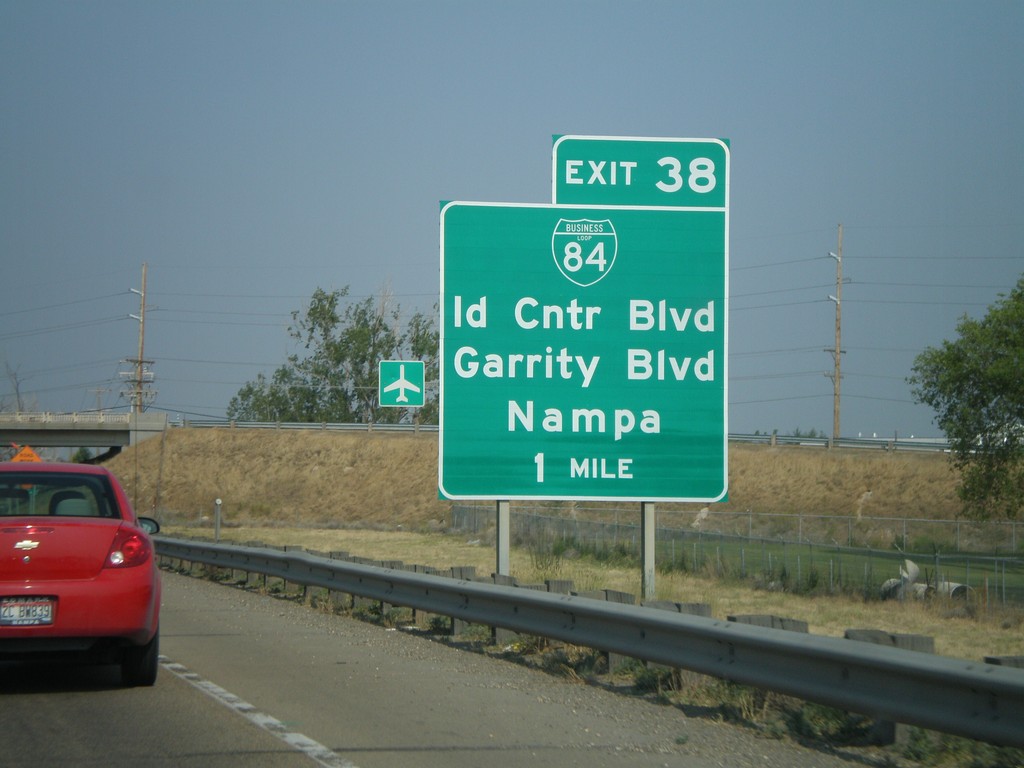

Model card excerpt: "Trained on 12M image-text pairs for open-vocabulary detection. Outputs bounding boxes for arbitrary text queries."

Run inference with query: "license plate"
[0,597,55,626]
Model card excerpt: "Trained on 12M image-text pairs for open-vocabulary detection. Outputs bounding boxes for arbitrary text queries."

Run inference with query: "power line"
[151,317,290,328]
[731,346,823,358]
[846,298,994,307]
[731,283,833,298]
[0,316,127,341]
[731,299,827,311]
[730,393,832,405]
[158,356,282,367]
[0,292,130,319]
[731,256,828,271]
[731,370,827,381]
[153,308,292,319]
[852,280,1013,290]
[854,254,1023,261]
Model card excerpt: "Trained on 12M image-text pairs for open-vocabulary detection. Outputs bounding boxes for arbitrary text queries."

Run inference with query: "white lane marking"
[161,656,359,768]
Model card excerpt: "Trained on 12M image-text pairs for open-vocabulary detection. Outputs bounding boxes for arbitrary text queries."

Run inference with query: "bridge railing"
[0,411,132,425]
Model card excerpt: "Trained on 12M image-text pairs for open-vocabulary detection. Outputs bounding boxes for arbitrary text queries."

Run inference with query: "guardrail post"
[242,541,266,588]
[411,564,438,625]
[545,579,574,594]
[328,552,353,611]
[644,600,712,618]
[347,557,381,611]
[491,573,519,644]
[643,601,714,684]
[378,560,406,617]
[728,614,809,633]
[448,566,476,636]
[576,589,637,671]
[845,628,936,744]
[985,656,1024,669]
[534,580,576,649]
[284,546,307,598]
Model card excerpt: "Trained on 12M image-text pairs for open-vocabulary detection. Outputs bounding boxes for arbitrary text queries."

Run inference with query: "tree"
[227,367,312,423]
[404,306,440,424]
[71,447,94,463]
[909,276,1024,520]
[228,286,438,425]
[4,362,28,411]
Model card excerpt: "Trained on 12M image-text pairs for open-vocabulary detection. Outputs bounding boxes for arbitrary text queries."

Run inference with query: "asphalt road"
[1,571,891,768]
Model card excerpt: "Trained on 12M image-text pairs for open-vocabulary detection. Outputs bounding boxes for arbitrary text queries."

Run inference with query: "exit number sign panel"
[439,201,727,502]
[552,135,729,209]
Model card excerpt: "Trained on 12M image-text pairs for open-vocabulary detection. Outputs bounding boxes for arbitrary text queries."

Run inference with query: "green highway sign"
[439,201,727,502]
[552,135,729,209]
[379,360,425,407]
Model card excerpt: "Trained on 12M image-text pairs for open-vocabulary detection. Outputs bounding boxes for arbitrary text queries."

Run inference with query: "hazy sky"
[2,1,1021,439]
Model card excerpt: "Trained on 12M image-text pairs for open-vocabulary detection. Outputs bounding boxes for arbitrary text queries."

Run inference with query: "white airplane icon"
[382,364,421,403]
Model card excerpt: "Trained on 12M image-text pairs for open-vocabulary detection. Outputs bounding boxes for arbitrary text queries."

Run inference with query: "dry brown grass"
[109,428,962,528]
[723,443,961,520]
[111,427,452,529]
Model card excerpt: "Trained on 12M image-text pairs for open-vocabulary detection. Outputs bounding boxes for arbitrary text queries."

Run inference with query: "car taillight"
[105,528,152,568]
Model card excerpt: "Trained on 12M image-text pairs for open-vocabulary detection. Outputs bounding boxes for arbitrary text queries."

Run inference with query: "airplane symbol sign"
[379,361,425,407]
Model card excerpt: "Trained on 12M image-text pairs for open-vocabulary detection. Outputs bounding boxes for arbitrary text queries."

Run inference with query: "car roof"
[0,461,112,477]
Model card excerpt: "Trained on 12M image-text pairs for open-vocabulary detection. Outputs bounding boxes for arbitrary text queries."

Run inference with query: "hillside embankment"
[106,428,962,528]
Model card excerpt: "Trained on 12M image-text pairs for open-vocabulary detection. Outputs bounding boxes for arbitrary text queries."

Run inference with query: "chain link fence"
[451,504,1024,605]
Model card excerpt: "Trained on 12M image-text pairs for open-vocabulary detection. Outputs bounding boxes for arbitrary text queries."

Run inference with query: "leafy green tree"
[228,287,438,425]
[71,447,94,463]
[227,367,313,422]
[909,276,1024,520]
[285,287,363,422]
[404,306,440,424]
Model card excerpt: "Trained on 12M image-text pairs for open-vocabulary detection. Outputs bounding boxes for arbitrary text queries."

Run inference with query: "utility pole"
[826,225,843,444]
[134,262,147,414]
[123,263,155,413]
[89,387,109,414]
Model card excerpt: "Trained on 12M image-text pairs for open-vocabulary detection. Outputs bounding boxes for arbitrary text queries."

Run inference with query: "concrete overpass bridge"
[0,412,167,457]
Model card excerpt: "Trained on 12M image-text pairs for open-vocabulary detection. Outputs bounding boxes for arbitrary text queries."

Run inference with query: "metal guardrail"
[0,414,949,451]
[156,536,1024,748]
[0,414,945,450]
[730,432,950,452]
[181,419,439,433]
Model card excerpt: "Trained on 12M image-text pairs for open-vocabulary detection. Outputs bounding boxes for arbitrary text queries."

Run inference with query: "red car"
[0,462,161,686]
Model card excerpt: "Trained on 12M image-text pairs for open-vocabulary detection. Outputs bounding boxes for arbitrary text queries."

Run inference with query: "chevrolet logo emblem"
[14,540,40,551]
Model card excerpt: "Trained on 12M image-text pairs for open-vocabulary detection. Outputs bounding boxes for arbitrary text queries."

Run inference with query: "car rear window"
[0,473,120,519]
